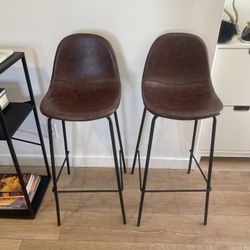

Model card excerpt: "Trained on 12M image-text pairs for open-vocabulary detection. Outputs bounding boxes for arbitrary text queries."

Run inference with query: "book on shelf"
[0,88,9,110]
[0,49,14,64]
[0,173,41,209]
[0,173,31,196]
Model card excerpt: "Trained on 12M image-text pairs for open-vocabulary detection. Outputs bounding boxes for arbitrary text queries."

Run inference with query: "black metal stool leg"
[48,118,61,226]
[131,108,147,174]
[137,115,157,226]
[107,116,126,224]
[62,120,70,175]
[204,116,217,225]
[188,120,198,174]
[114,112,126,173]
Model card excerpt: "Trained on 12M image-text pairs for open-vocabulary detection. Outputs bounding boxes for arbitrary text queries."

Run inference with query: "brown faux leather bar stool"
[131,33,223,226]
[40,33,126,226]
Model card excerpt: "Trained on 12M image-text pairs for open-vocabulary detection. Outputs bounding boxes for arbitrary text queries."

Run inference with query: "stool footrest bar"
[144,188,211,193]
[138,150,209,190]
[12,137,41,146]
[56,189,119,193]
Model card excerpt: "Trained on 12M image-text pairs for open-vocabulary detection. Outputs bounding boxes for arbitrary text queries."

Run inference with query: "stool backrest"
[142,33,211,85]
[51,33,120,84]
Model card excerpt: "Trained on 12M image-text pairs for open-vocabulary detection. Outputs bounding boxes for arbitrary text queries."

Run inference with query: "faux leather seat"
[40,33,126,226]
[132,33,223,227]
[41,34,121,121]
[142,33,223,120]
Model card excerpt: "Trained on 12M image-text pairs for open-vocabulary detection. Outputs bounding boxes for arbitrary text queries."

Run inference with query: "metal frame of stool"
[131,108,217,226]
[48,111,126,226]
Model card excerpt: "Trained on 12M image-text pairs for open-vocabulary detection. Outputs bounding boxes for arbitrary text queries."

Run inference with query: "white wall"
[224,0,250,33]
[0,0,225,168]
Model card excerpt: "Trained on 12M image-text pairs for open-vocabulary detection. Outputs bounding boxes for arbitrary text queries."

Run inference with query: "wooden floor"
[1,158,250,250]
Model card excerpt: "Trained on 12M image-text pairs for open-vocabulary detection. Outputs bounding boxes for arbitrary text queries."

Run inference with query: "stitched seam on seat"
[143,79,210,86]
[52,78,119,84]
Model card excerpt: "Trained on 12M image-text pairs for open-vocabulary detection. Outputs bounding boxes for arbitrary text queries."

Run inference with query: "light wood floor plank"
[20,240,170,250]
[19,240,247,250]
[19,241,246,250]
[0,158,250,249]
[205,246,243,250]
[0,211,62,239]
[0,239,22,250]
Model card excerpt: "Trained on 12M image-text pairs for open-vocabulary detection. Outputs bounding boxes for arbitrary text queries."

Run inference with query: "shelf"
[217,36,250,49]
[0,52,23,75]
[0,175,51,218]
[0,51,50,219]
[0,102,34,140]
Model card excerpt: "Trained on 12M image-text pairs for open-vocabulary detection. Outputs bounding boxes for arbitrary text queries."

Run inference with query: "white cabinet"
[198,39,250,157]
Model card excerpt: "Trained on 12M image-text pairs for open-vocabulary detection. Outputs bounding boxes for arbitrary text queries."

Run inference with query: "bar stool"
[40,33,126,226]
[131,33,223,226]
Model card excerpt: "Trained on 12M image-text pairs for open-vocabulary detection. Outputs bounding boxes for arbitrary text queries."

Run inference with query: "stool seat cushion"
[40,79,120,121]
[143,80,222,120]
[40,33,121,121]
[142,33,223,120]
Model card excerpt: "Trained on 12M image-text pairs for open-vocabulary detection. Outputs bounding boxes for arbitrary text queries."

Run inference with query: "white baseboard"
[198,150,250,158]
[0,154,190,169]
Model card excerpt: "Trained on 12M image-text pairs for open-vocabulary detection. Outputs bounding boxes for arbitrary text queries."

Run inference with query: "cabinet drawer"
[199,106,250,155]
[212,48,250,106]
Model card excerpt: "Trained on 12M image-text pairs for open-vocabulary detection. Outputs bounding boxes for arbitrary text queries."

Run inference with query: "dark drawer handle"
[233,106,250,111]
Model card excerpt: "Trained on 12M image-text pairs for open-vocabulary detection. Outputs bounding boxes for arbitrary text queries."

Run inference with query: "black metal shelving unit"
[0,52,51,218]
